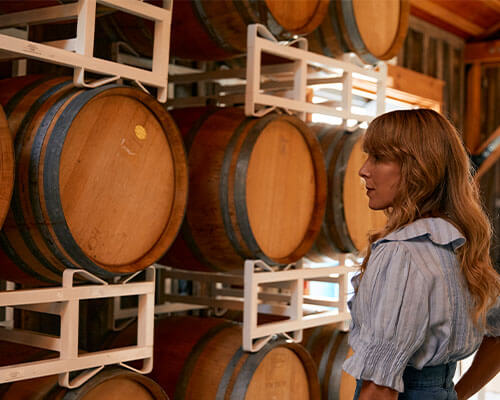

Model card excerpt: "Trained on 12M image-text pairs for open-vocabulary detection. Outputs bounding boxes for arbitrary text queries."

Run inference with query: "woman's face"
[358,154,401,210]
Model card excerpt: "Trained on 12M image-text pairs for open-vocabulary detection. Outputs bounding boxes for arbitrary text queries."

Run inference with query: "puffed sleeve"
[486,297,500,337]
[343,242,430,392]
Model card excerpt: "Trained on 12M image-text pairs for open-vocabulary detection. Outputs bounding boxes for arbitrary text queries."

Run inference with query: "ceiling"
[410,0,500,41]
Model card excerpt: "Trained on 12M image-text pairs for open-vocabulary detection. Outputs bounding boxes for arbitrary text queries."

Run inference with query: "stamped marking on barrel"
[135,125,147,140]
[265,381,289,400]
[265,352,288,398]
[120,138,136,156]
[279,133,290,154]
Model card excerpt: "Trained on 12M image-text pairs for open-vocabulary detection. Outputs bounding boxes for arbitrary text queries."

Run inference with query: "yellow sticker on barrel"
[135,125,147,140]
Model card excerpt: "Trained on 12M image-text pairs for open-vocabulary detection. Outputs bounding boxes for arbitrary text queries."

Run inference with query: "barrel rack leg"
[0,267,155,388]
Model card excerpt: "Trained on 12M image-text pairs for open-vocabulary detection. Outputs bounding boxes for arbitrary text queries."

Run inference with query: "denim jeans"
[353,362,458,400]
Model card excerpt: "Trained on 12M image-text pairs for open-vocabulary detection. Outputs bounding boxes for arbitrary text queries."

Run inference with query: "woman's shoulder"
[486,297,500,337]
[372,217,465,252]
[367,218,465,284]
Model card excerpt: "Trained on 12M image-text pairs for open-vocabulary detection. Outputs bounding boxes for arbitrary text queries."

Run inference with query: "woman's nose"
[359,159,370,178]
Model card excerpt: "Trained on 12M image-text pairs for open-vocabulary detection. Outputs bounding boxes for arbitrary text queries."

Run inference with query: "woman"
[342,109,500,399]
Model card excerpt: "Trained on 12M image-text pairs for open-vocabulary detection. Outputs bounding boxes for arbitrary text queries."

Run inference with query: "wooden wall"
[478,65,500,271]
[397,16,465,131]
[399,17,500,270]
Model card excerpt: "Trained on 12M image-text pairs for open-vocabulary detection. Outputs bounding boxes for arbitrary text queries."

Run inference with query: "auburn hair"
[360,109,499,326]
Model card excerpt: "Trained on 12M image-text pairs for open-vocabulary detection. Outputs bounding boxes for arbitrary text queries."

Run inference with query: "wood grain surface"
[353,0,401,57]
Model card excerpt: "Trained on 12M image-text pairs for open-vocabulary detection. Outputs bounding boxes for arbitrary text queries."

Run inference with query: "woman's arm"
[358,381,398,400]
[455,336,500,400]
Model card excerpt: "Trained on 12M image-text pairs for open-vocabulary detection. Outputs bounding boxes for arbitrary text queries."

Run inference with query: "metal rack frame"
[161,24,387,123]
[0,0,171,102]
[113,258,359,352]
[245,24,386,120]
[0,267,155,388]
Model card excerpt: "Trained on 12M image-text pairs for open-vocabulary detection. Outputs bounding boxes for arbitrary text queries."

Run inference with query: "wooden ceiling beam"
[352,65,444,111]
[465,39,500,64]
[410,0,485,36]
[474,20,500,41]
[477,0,500,14]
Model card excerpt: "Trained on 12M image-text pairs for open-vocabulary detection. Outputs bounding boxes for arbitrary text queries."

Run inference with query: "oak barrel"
[111,316,321,400]
[302,326,356,400]
[306,124,386,262]
[160,107,327,271]
[0,76,188,285]
[0,106,14,230]
[307,0,409,64]
[99,0,329,60]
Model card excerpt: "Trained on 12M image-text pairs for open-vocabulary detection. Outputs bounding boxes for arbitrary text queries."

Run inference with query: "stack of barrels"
[98,0,408,64]
[0,0,412,398]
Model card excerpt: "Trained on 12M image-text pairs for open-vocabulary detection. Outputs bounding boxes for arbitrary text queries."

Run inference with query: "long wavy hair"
[360,109,499,326]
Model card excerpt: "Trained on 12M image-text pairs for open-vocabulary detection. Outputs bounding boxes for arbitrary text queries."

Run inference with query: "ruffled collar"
[372,217,466,251]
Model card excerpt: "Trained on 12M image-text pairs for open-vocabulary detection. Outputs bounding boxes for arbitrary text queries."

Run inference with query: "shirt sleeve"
[486,296,500,337]
[343,242,431,392]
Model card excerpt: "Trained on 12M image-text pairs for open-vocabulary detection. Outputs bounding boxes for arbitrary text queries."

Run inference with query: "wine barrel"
[110,316,321,400]
[302,326,356,400]
[99,0,329,60]
[307,0,409,64]
[306,0,349,59]
[160,107,327,272]
[306,124,386,262]
[0,106,14,230]
[0,76,188,285]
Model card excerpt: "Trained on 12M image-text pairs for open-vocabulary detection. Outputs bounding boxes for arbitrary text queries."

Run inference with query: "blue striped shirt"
[343,217,500,392]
